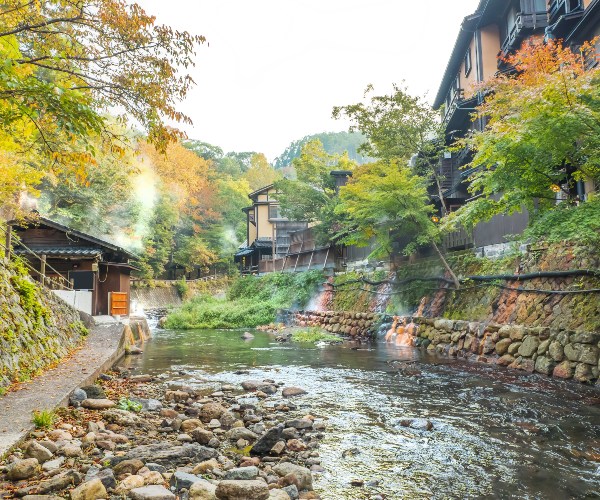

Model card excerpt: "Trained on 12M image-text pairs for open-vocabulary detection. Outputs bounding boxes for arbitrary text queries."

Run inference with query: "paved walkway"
[0,323,125,457]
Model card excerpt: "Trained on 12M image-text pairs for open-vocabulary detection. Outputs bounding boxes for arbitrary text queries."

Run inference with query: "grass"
[165,271,324,330]
[292,328,342,343]
[32,409,56,429]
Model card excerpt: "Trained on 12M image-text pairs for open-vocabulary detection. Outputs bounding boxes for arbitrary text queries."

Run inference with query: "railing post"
[40,254,47,286]
[5,225,12,260]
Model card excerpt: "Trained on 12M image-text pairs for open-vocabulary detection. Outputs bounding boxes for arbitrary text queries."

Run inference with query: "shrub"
[291,328,342,343]
[32,409,56,429]
[174,278,189,298]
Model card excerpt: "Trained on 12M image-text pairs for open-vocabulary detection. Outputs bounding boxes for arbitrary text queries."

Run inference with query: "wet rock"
[80,385,106,399]
[534,356,556,376]
[81,399,115,410]
[553,360,574,379]
[495,338,512,356]
[189,480,218,500]
[111,443,217,468]
[251,425,283,456]
[215,480,270,500]
[399,419,433,431]
[69,388,87,408]
[273,463,312,491]
[70,478,107,500]
[224,466,259,480]
[281,387,307,398]
[7,458,40,481]
[170,471,203,491]
[518,336,540,357]
[25,441,53,463]
[113,458,145,476]
[241,332,255,340]
[130,485,176,500]
[496,354,515,366]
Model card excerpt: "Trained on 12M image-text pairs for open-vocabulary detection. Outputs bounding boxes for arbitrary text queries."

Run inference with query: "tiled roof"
[13,246,103,257]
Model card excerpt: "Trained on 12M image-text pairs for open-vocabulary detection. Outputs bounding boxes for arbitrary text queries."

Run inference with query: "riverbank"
[0,366,324,500]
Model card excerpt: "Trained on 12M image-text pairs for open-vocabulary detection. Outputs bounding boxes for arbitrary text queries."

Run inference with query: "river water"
[119,328,600,499]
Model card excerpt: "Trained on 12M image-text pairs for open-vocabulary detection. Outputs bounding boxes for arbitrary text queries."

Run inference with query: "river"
[119,327,600,499]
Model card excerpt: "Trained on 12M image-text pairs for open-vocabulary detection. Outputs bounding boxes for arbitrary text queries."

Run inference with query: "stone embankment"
[385,316,600,385]
[294,310,380,340]
[0,371,323,499]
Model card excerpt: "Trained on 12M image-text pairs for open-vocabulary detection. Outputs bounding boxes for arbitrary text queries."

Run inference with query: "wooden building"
[8,216,136,316]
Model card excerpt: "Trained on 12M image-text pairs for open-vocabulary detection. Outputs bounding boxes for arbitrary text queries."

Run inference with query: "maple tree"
[244,153,281,191]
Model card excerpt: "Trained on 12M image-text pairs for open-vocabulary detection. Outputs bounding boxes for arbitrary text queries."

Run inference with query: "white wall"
[52,290,93,315]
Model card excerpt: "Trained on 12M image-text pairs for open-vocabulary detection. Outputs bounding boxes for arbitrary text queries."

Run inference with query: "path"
[0,323,125,457]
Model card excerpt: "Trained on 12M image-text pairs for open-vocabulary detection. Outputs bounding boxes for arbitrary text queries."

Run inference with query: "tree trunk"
[432,240,460,289]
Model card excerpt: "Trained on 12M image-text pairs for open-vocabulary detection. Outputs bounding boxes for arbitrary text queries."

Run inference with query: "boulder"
[495,338,512,355]
[548,341,564,362]
[553,360,574,379]
[25,441,53,464]
[273,463,312,491]
[7,458,40,481]
[215,480,270,500]
[81,399,115,410]
[69,388,87,408]
[70,479,107,500]
[517,336,539,357]
[534,356,556,376]
[129,486,176,500]
[111,443,217,468]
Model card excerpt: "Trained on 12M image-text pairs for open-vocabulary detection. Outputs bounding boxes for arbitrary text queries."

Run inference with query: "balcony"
[442,87,465,126]
[500,12,549,56]
[549,0,583,23]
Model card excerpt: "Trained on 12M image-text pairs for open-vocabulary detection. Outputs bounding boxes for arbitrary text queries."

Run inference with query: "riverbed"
[119,328,600,499]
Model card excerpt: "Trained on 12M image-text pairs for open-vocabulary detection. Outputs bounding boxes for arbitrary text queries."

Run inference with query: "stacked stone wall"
[0,259,87,390]
[294,310,381,339]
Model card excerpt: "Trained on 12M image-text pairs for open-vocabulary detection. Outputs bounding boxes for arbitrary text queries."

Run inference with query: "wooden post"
[5,225,12,260]
[272,224,276,270]
[40,254,47,286]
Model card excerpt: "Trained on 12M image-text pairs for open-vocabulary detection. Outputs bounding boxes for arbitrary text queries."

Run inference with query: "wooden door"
[110,292,129,316]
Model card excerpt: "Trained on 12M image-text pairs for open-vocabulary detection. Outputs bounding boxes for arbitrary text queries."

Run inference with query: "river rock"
[574,363,593,383]
[113,459,145,476]
[111,443,217,468]
[47,429,72,442]
[284,419,312,430]
[42,457,65,472]
[7,458,40,481]
[495,338,512,355]
[170,471,203,491]
[189,480,218,500]
[80,385,106,399]
[192,459,221,474]
[224,466,259,480]
[553,360,574,379]
[181,419,204,432]
[115,474,145,494]
[200,403,226,422]
[228,427,259,442]
[69,388,87,407]
[268,490,291,500]
[548,341,564,362]
[537,339,550,355]
[518,337,539,357]
[251,425,283,456]
[496,354,515,366]
[282,484,299,499]
[93,468,117,490]
[282,387,307,398]
[70,479,107,500]
[131,398,163,412]
[25,441,53,463]
[507,342,522,355]
[215,480,270,500]
[286,439,307,452]
[534,356,556,375]
[129,485,176,500]
[102,409,143,427]
[273,463,313,491]
[81,398,115,410]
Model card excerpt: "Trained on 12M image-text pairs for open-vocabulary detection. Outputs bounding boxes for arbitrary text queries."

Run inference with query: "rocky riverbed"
[0,368,326,500]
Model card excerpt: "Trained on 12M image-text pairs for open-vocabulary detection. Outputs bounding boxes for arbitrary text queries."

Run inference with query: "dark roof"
[10,215,137,259]
[433,0,507,109]
[252,239,274,249]
[13,247,103,258]
[248,184,274,200]
[329,170,353,177]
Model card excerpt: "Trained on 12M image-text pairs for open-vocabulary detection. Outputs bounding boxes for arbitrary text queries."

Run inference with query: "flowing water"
[120,328,600,499]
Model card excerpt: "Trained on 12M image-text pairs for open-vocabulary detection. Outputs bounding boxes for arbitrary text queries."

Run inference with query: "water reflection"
[119,329,600,499]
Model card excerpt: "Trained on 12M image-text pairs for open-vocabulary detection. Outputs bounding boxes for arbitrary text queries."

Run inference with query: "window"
[269,205,281,219]
[464,49,472,77]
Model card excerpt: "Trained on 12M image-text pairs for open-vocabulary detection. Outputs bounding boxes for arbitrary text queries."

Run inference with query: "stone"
[102,409,143,427]
[7,458,40,480]
[286,439,307,452]
[579,345,599,365]
[574,363,593,383]
[164,390,189,402]
[131,398,163,412]
[69,388,87,408]
[553,360,574,379]
[271,441,286,455]
[548,341,564,362]
[61,444,82,457]
[25,441,53,463]
[228,427,259,442]
[42,457,65,472]
[508,325,526,341]
[495,338,512,356]
[281,387,307,398]
[181,419,204,433]
[282,484,299,499]
[564,343,581,362]
[534,356,556,376]
[189,480,218,500]
[129,486,176,500]
[220,412,237,429]
[32,470,82,494]
[518,336,540,357]
[192,458,221,474]
[273,463,312,491]
[115,474,145,494]
[509,357,535,373]
[112,443,217,468]
[571,331,596,344]
[537,339,550,355]
[496,354,515,367]
[113,459,145,476]
[507,342,522,355]
[170,471,203,491]
[70,479,107,500]
[200,403,226,422]
[142,471,165,485]
[224,466,259,480]
[81,385,106,399]
[251,425,283,456]
[48,429,72,441]
[81,398,115,410]
[191,428,215,445]
[284,419,312,430]
[269,491,292,500]
[146,463,167,474]
[95,468,117,490]
[22,497,63,500]
[215,480,270,500]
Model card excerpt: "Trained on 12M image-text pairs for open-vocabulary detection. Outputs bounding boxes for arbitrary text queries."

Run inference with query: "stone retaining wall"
[395,316,600,385]
[294,310,381,339]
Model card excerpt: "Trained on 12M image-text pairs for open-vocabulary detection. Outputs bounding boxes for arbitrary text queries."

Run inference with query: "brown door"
[110,292,129,316]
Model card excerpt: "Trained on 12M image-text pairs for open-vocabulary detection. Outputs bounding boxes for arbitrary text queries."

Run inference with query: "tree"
[333,84,450,214]
[244,153,281,190]
[0,0,204,213]
[447,39,600,230]
[336,161,459,287]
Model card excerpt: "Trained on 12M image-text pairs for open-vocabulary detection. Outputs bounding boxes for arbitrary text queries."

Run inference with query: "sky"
[136,0,481,161]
